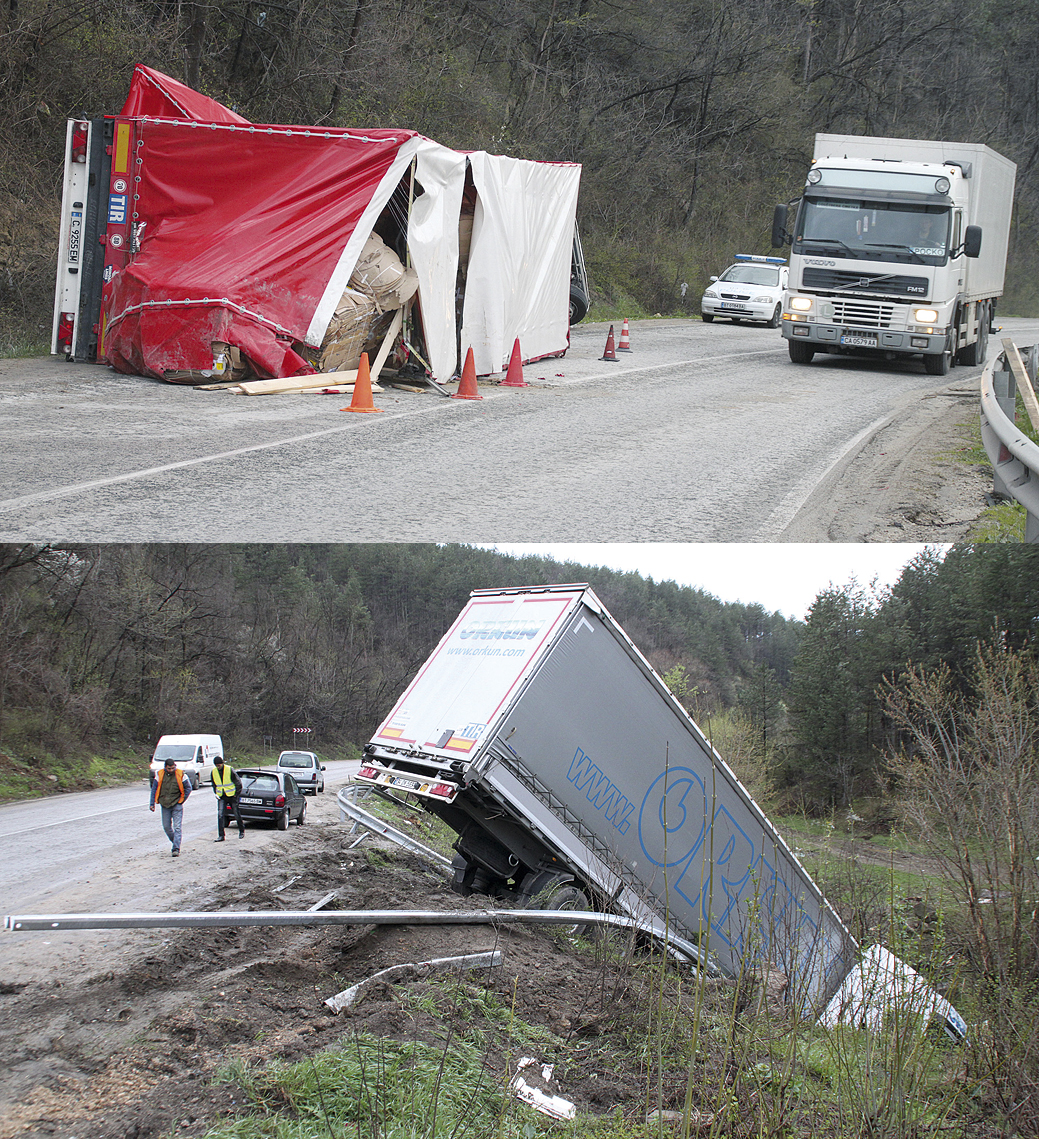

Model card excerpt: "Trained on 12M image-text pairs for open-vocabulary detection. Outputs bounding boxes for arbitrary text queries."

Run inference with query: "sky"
[483,543,944,621]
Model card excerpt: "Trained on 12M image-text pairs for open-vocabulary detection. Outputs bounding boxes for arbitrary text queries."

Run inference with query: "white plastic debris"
[324,950,502,1013]
[509,1056,577,1121]
[819,944,967,1041]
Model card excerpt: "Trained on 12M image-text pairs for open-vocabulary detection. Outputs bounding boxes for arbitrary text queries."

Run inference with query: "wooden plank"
[238,308,404,396]
[368,308,404,383]
[238,370,358,396]
[1001,338,1039,436]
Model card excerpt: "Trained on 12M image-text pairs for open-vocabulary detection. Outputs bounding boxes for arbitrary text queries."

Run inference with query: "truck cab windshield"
[795,200,950,265]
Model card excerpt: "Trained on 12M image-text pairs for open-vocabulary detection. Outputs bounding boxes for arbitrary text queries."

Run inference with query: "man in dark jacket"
[149,756,191,856]
[212,756,245,841]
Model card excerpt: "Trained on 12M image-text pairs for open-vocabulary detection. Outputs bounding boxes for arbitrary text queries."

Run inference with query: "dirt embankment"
[0,798,730,1139]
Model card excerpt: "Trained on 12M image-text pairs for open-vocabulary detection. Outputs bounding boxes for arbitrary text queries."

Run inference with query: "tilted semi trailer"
[356,583,858,1013]
[772,134,1015,375]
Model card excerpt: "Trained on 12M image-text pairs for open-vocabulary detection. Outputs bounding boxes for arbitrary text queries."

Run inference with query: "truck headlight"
[914,308,939,323]
[790,297,813,312]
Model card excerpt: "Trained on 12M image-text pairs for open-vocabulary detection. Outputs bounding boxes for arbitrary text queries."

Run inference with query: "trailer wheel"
[540,884,592,938]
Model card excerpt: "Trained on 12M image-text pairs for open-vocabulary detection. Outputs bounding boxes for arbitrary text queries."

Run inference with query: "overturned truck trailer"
[358,584,858,1013]
[53,66,580,386]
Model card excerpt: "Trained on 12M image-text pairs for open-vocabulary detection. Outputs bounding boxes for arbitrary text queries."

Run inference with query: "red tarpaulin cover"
[103,119,414,380]
[119,65,250,124]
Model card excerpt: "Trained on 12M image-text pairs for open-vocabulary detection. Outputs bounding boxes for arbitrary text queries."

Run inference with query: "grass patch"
[0,745,149,801]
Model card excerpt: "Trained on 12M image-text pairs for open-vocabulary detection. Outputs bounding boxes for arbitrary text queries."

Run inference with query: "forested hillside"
[0,542,801,761]
[1,543,1035,814]
[2,0,1038,351]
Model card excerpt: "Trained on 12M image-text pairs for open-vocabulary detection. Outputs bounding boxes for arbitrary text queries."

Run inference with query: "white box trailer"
[358,583,858,1012]
[774,133,1015,374]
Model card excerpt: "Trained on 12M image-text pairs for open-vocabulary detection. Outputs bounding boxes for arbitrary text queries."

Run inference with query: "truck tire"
[569,284,589,326]
[540,883,592,938]
[788,340,815,364]
[957,303,989,366]
[924,347,951,376]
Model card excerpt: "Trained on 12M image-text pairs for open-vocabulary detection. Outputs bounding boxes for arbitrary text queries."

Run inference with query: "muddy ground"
[0,793,734,1139]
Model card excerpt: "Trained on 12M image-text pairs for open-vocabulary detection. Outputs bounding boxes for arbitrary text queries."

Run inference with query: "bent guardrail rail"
[980,341,1039,542]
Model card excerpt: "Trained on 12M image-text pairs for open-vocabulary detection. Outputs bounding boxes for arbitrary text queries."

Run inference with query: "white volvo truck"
[772,134,1015,374]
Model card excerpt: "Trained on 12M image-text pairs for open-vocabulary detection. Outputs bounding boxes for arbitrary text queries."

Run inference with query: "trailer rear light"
[358,765,379,780]
[56,312,75,349]
[428,782,456,798]
[71,122,88,163]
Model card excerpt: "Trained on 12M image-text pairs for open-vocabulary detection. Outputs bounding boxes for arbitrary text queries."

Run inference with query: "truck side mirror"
[963,225,982,258]
[771,204,789,248]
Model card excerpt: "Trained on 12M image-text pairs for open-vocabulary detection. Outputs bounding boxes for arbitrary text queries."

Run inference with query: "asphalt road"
[0,759,361,918]
[3,317,1036,542]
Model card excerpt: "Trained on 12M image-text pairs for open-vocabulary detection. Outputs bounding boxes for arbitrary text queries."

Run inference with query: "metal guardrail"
[337,784,454,872]
[980,341,1039,542]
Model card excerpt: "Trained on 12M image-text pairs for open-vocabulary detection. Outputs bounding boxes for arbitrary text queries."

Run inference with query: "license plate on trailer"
[840,333,878,348]
[720,302,748,310]
[240,797,263,805]
[392,777,419,790]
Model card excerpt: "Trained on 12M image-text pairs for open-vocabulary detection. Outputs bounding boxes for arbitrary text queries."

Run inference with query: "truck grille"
[802,267,928,296]
[830,299,895,328]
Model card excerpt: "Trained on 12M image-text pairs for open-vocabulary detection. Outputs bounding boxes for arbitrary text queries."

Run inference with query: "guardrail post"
[991,356,1016,500]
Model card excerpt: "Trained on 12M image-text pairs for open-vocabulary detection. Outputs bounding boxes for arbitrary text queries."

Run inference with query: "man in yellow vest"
[149,756,191,857]
[212,756,245,841]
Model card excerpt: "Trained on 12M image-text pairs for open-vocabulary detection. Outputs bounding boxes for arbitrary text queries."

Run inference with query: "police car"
[700,254,788,327]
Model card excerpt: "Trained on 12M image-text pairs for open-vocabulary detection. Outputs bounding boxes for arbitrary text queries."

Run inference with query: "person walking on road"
[212,756,245,841]
[150,756,191,857]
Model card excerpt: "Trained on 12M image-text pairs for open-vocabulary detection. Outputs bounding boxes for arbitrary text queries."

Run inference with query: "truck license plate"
[392,777,419,790]
[840,333,878,348]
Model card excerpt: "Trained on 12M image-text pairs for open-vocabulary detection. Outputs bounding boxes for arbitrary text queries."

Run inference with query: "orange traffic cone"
[501,338,529,387]
[601,325,619,361]
[452,347,483,400]
[617,319,632,352]
[341,352,383,413]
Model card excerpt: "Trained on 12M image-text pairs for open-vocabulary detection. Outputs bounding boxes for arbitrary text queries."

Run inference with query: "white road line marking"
[0,348,782,513]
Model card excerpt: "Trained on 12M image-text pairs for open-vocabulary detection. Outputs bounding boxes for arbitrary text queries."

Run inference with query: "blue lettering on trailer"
[637,767,819,962]
[108,195,128,224]
[566,748,634,834]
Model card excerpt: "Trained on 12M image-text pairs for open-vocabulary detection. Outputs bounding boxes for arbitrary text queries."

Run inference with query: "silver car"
[276,750,326,794]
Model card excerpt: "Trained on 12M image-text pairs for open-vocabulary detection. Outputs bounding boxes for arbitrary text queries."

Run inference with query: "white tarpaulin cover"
[310,139,581,382]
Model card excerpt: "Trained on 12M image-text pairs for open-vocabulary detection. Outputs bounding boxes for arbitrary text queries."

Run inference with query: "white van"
[149,734,223,789]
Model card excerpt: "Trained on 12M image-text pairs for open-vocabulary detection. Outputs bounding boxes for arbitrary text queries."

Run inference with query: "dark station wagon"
[227,768,307,831]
